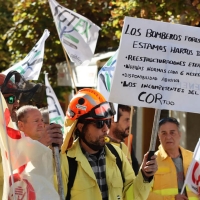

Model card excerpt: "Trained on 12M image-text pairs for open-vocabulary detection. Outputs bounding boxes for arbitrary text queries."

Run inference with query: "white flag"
[45,73,64,133]
[184,138,200,195]
[3,29,50,80]
[48,0,100,66]
[97,50,119,121]
[0,92,59,200]
[97,50,118,101]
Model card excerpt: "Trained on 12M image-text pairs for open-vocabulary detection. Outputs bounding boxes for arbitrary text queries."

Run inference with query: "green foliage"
[102,0,200,41]
[3,0,114,86]
[2,0,200,85]
[0,0,15,71]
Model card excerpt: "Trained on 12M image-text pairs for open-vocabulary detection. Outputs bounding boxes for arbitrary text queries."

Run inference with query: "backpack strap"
[66,152,77,200]
[66,144,124,200]
[106,143,125,183]
[119,142,122,149]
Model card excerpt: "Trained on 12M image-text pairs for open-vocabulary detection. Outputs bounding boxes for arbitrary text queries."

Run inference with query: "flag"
[45,73,64,133]
[48,0,100,66]
[0,92,59,200]
[97,50,118,101]
[184,138,200,195]
[97,50,119,121]
[3,29,50,81]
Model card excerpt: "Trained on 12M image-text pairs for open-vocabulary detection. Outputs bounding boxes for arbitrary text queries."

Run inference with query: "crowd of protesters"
[0,71,199,200]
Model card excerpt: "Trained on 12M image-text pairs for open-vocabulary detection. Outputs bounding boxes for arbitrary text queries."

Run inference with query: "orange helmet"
[66,88,115,120]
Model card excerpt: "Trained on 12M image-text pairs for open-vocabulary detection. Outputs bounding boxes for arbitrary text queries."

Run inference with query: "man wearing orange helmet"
[59,88,158,200]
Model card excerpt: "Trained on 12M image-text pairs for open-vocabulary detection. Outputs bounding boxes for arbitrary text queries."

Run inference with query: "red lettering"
[192,162,200,193]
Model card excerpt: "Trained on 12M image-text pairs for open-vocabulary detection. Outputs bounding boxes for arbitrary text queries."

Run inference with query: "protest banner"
[109,17,200,113]
[0,93,59,200]
[3,29,50,81]
[48,0,100,66]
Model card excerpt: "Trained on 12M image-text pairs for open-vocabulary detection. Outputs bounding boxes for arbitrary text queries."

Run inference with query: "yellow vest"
[110,142,132,164]
[147,145,199,200]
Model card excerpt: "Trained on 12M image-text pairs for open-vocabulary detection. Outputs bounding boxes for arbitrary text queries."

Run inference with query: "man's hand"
[141,152,158,177]
[175,194,188,200]
[39,123,63,148]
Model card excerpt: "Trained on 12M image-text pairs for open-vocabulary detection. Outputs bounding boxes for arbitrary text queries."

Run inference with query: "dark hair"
[75,119,93,139]
[117,104,133,121]
[159,117,180,128]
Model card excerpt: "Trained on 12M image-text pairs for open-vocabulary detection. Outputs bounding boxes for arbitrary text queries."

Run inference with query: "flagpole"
[61,45,78,93]
[148,109,161,161]
[53,145,65,200]
[44,73,65,200]
[0,93,16,200]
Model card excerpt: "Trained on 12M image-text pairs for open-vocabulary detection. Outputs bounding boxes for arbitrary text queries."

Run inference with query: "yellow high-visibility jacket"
[147,145,199,200]
[59,139,153,200]
[110,142,132,165]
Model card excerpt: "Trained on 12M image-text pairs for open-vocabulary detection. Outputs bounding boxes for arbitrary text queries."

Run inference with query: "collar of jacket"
[67,138,118,162]
[66,139,119,181]
[158,145,186,160]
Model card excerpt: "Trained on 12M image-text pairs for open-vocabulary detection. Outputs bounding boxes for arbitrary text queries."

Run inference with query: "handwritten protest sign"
[109,17,200,113]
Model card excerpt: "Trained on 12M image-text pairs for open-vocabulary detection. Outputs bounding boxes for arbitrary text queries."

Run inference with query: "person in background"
[0,71,44,198]
[0,71,63,198]
[39,107,50,125]
[39,107,60,147]
[107,104,139,175]
[59,88,157,200]
[16,105,63,148]
[147,117,199,200]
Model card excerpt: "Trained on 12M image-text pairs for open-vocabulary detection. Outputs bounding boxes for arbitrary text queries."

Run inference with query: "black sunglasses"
[85,119,111,129]
[4,95,17,104]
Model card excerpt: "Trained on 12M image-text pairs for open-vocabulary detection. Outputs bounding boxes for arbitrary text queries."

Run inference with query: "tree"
[0,0,15,71]
[4,0,115,85]
[4,0,200,84]
[102,0,200,40]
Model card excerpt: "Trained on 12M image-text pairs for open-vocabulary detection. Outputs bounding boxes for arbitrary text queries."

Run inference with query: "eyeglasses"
[159,117,179,127]
[4,95,17,104]
[85,119,111,129]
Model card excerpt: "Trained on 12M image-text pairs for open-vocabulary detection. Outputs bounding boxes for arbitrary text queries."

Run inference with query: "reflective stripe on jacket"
[147,145,199,200]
